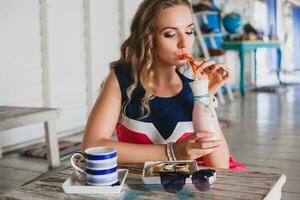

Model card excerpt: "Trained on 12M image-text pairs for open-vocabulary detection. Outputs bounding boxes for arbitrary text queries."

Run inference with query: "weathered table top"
[0,164,286,200]
[0,106,60,131]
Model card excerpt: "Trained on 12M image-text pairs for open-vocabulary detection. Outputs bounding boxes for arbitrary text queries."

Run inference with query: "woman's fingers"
[176,132,222,160]
[195,60,230,78]
[216,65,229,76]
[188,131,213,142]
[205,64,219,74]
[189,149,213,157]
[197,60,216,71]
[194,60,230,81]
[189,145,220,158]
[223,67,230,80]
[223,70,230,80]
[207,64,227,74]
[191,139,222,149]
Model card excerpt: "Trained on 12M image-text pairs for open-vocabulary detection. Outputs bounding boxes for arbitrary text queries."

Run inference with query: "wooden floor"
[217,85,300,199]
[0,85,299,199]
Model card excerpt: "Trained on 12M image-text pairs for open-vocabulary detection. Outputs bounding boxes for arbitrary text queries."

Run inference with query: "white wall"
[89,0,122,103]
[46,0,87,131]
[0,0,44,146]
[0,0,141,149]
[123,0,142,39]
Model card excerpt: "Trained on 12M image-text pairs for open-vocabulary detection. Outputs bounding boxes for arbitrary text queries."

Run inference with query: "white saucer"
[62,169,128,194]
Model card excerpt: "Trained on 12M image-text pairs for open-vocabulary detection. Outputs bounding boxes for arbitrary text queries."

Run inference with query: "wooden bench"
[0,106,61,168]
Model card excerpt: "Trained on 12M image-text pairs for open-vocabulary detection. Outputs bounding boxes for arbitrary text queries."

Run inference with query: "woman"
[82,0,245,170]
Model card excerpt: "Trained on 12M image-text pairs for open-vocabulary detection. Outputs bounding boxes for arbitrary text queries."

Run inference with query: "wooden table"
[0,106,60,168]
[222,41,282,97]
[0,164,286,200]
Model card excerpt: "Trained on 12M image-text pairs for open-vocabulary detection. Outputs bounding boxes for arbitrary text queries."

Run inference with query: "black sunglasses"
[159,169,216,193]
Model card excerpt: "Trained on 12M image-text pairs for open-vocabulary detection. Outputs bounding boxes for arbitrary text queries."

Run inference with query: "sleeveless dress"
[114,64,246,170]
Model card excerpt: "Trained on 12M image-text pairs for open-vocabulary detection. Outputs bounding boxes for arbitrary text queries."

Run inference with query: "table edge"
[263,174,287,200]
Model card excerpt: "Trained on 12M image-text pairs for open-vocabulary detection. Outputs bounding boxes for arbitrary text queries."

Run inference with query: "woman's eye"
[186,30,194,35]
[164,32,176,38]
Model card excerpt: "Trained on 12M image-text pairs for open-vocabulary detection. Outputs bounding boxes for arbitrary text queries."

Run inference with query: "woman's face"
[154,5,195,67]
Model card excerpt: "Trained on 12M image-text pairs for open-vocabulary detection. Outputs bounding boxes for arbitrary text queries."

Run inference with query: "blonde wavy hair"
[110,0,191,118]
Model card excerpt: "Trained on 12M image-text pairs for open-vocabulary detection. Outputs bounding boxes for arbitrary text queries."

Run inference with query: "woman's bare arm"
[202,122,230,169]
[81,70,168,163]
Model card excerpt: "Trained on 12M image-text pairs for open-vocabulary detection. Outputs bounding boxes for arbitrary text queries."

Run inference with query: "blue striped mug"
[70,147,118,186]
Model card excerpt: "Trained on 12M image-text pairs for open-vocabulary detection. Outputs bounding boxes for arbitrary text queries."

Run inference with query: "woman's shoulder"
[112,63,134,102]
[112,62,132,80]
[114,63,131,74]
[113,63,132,83]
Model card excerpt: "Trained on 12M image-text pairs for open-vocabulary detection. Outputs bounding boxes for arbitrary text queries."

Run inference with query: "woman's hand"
[195,60,230,94]
[173,132,222,160]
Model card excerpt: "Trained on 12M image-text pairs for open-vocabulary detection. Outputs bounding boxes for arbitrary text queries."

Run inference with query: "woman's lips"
[178,53,189,60]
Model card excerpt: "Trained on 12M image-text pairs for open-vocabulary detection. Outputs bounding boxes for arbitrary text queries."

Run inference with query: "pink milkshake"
[189,79,221,140]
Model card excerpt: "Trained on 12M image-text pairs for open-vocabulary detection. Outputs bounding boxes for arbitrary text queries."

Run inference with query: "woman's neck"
[150,60,183,97]
[151,61,178,86]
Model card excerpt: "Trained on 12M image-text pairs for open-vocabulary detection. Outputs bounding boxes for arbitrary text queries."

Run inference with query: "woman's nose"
[178,35,188,49]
